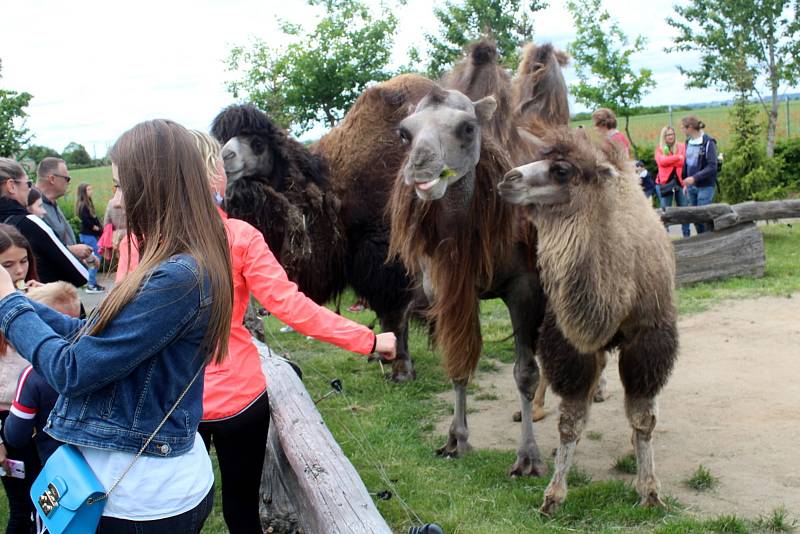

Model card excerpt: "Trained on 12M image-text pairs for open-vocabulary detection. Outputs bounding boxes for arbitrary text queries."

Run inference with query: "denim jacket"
[0,254,213,457]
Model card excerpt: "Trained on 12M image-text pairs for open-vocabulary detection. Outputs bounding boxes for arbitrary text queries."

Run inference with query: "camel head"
[397,86,497,201]
[512,43,570,130]
[499,128,623,209]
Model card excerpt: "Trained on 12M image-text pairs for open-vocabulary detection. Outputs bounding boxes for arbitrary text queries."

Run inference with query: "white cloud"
[0,0,756,157]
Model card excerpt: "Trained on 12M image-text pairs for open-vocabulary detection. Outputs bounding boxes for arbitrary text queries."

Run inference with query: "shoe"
[347,303,366,313]
[279,325,294,333]
[86,284,106,293]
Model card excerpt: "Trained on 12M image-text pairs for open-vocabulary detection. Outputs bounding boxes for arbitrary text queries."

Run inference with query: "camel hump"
[470,39,498,65]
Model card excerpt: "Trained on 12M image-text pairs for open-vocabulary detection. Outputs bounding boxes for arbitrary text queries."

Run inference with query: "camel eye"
[459,121,476,139]
[551,162,572,183]
[250,137,264,153]
[397,127,412,145]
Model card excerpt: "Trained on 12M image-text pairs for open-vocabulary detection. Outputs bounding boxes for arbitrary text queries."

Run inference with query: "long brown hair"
[75,183,96,218]
[0,223,38,354]
[90,119,232,364]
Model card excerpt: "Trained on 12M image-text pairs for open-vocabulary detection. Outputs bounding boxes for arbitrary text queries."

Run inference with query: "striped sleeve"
[10,366,37,420]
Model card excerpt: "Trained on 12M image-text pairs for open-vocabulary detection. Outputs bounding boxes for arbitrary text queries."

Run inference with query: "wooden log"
[673,222,765,286]
[658,199,800,227]
[659,203,732,225]
[256,340,392,534]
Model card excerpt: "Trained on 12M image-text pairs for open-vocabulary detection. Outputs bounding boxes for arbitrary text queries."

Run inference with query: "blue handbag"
[30,444,106,533]
[30,366,203,533]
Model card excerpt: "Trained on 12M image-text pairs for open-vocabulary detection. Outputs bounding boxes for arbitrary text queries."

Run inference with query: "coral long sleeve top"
[654,142,686,186]
[116,209,376,421]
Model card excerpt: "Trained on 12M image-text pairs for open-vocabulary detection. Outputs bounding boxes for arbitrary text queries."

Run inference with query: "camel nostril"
[504,170,521,181]
[222,149,236,162]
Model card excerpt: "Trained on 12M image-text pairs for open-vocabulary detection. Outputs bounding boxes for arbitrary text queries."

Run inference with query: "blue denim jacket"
[0,254,213,457]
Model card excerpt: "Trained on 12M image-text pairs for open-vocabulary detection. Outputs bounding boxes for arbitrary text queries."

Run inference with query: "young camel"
[498,128,678,515]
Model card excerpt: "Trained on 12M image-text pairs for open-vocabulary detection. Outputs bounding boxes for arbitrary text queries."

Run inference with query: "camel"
[212,74,437,381]
[498,127,678,514]
[388,86,548,476]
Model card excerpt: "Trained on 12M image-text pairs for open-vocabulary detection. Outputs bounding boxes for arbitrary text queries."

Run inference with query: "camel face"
[221,135,274,185]
[499,159,573,206]
[397,88,496,201]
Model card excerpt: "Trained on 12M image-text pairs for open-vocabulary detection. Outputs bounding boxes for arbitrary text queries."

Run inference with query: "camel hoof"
[436,440,472,458]
[539,496,561,517]
[389,360,416,383]
[532,406,547,422]
[639,492,665,508]
[593,390,606,403]
[512,410,521,422]
[508,454,548,478]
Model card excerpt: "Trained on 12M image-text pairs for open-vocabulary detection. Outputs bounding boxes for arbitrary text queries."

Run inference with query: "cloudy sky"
[1,0,741,157]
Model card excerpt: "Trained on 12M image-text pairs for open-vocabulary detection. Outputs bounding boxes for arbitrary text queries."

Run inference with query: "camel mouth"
[415,177,441,192]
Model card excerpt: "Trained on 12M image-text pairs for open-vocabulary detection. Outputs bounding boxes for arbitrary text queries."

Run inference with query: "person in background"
[116,130,397,534]
[654,126,691,238]
[0,224,42,534]
[680,115,718,234]
[592,108,632,157]
[75,183,105,293]
[0,120,234,532]
[634,160,656,200]
[26,188,46,218]
[35,158,92,262]
[0,158,88,287]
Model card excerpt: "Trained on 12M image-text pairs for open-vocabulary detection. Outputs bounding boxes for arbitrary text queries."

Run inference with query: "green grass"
[754,507,798,533]
[685,465,719,491]
[572,99,800,152]
[614,454,638,475]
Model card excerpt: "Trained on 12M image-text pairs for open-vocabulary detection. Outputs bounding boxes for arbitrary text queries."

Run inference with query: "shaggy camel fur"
[499,128,678,515]
[389,86,548,477]
[212,74,436,381]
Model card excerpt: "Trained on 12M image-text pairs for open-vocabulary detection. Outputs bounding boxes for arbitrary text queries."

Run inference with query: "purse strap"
[90,363,205,503]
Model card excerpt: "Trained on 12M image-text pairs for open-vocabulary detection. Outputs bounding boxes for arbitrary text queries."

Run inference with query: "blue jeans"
[658,186,691,238]
[79,233,100,286]
[96,484,214,533]
[687,185,716,234]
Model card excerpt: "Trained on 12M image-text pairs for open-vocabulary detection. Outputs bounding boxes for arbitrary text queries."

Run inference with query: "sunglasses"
[53,174,72,183]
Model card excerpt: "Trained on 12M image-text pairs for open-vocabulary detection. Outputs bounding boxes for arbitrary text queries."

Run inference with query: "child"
[75,183,105,293]
[4,282,80,463]
[634,160,656,200]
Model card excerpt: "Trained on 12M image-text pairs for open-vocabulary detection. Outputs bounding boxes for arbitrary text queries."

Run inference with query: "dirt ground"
[436,295,800,519]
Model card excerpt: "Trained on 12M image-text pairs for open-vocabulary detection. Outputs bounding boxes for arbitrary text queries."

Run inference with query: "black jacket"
[78,205,102,237]
[0,197,88,286]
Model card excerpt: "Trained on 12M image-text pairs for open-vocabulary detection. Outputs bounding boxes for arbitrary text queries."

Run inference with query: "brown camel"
[388,86,548,476]
[498,128,678,514]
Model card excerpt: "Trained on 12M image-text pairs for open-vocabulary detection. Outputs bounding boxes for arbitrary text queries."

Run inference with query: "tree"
[566,0,655,153]
[62,142,91,166]
[667,0,800,157]
[422,0,548,79]
[21,144,60,163]
[226,0,400,134]
[0,60,33,157]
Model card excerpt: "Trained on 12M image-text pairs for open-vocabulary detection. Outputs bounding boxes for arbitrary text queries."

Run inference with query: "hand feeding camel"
[212,74,437,382]
[388,86,548,476]
[498,128,678,514]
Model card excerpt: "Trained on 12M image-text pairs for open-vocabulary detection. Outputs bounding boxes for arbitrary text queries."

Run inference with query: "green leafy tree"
[720,59,788,202]
[0,60,33,157]
[422,0,548,79]
[226,0,400,134]
[21,144,60,163]
[667,0,800,158]
[62,141,91,166]
[566,0,655,152]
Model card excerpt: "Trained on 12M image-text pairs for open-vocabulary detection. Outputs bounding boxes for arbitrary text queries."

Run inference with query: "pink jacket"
[116,210,376,420]
[654,142,686,186]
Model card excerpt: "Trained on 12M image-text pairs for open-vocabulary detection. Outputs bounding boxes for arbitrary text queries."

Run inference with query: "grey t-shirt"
[41,193,76,246]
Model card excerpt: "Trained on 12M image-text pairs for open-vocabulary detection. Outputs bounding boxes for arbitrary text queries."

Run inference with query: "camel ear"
[474,96,497,123]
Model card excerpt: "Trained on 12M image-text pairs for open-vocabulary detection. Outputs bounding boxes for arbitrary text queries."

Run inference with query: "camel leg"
[532,359,548,421]
[436,379,472,457]
[593,362,608,402]
[618,325,677,508]
[504,277,548,477]
[380,306,415,383]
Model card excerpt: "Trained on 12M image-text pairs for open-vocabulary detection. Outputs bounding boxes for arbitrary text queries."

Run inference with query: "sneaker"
[86,284,106,293]
[279,325,294,333]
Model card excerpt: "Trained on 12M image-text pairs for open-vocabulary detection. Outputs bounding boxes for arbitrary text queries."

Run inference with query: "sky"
[0,0,743,158]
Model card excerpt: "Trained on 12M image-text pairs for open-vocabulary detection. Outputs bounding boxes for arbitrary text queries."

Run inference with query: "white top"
[79,433,213,521]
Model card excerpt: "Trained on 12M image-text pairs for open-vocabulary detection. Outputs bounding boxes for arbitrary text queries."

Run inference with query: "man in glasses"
[35,157,93,262]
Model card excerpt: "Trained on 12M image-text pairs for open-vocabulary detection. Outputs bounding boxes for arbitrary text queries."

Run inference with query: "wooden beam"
[657,199,800,227]
[673,222,765,286]
[256,340,392,534]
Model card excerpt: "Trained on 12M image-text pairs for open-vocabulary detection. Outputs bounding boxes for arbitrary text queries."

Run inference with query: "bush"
[634,143,657,174]
[720,138,788,203]
[773,136,800,193]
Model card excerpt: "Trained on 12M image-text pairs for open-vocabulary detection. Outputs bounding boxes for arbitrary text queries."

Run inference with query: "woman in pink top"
[592,108,632,157]
[116,132,396,534]
[654,126,690,237]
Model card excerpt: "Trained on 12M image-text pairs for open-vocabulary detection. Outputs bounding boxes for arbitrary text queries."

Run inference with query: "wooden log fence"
[255,339,392,534]
[657,199,800,286]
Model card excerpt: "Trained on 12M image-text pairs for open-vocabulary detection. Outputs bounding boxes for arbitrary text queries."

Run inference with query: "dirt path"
[436,295,800,519]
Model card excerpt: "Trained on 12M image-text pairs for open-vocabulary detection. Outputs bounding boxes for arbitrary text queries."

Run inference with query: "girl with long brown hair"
[75,182,105,292]
[0,119,233,532]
